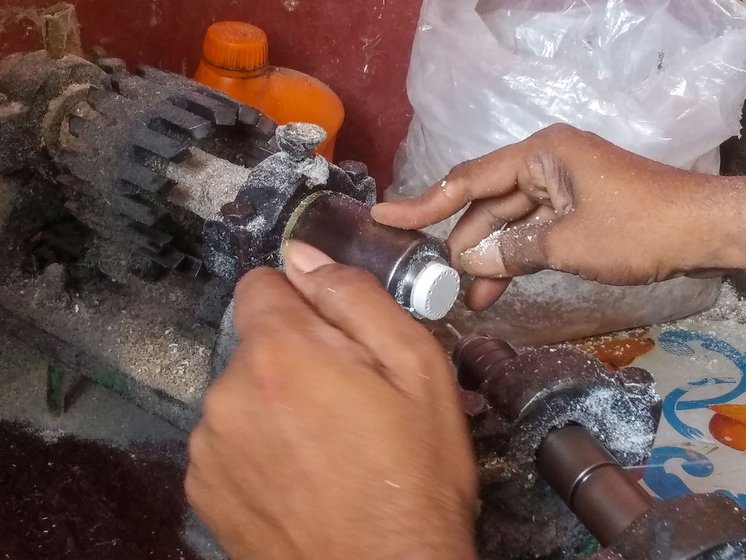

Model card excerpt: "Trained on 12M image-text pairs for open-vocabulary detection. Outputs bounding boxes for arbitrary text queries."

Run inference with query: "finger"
[371,147,522,230]
[232,267,335,344]
[283,241,452,398]
[464,277,511,311]
[447,192,537,265]
[508,203,557,229]
[460,222,552,278]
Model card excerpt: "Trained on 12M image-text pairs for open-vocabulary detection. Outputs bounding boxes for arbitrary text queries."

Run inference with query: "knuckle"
[536,123,577,147]
[543,122,575,137]
[446,161,472,183]
[237,339,296,389]
[539,123,598,149]
[242,345,276,381]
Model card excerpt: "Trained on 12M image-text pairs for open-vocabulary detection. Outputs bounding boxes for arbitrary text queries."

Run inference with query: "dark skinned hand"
[186,241,478,560]
[374,124,744,310]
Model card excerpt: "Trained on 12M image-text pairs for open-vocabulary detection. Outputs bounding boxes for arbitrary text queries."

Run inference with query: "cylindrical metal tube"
[452,334,518,391]
[536,425,654,547]
[284,191,460,320]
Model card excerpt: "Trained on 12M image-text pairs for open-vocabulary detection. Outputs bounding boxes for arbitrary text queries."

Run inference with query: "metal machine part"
[202,120,460,323]
[285,190,460,320]
[607,495,746,560]
[1,46,461,415]
[452,334,662,474]
[450,333,661,558]
[536,425,655,547]
[202,121,376,282]
[452,333,746,560]
[0,50,278,280]
[538,426,746,559]
[1,49,450,317]
[205,122,460,375]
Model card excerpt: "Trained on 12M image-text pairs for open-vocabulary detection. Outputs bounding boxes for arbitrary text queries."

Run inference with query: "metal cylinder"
[452,334,518,391]
[536,425,654,547]
[285,191,459,320]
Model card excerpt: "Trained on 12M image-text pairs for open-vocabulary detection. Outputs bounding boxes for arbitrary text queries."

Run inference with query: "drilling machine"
[1,16,745,560]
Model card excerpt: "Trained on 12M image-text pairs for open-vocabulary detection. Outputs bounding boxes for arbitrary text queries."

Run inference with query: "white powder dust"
[167,148,252,220]
[693,282,746,324]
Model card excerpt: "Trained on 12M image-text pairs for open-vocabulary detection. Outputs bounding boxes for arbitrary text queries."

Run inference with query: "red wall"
[0,0,423,191]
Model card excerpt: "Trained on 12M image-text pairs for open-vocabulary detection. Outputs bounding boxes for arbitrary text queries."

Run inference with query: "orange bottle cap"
[201,21,269,73]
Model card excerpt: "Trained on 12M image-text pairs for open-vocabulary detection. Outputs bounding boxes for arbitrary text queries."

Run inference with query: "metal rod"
[536,424,654,547]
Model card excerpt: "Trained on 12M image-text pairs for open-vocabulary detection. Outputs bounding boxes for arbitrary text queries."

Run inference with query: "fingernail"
[369,203,390,220]
[283,241,335,273]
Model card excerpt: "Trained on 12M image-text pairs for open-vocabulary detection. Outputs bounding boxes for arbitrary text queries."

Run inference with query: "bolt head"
[275,123,327,159]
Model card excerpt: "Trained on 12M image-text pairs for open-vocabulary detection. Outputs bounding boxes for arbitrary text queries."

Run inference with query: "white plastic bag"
[394,0,746,201]
[391,0,746,345]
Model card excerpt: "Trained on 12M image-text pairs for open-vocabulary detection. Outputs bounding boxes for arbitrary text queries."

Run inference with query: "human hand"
[185,242,478,560]
[373,124,727,310]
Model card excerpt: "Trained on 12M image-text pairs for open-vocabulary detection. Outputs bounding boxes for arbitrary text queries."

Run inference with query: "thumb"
[459,223,552,278]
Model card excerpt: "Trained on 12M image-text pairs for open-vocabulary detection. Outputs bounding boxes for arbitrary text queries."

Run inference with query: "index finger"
[371,144,522,230]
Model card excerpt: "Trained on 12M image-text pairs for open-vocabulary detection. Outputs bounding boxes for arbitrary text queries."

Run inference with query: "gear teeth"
[110,71,148,97]
[132,126,191,163]
[150,104,214,140]
[238,105,261,126]
[126,222,174,252]
[57,65,282,281]
[86,86,130,120]
[198,89,242,111]
[255,115,277,138]
[96,57,127,74]
[119,165,173,195]
[171,92,237,126]
[178,255,203,278]
[137,66,184,85]
[115,194,161,226]
[142,247,186,270]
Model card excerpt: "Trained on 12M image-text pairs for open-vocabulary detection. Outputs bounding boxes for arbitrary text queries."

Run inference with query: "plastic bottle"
[194,21,344,161]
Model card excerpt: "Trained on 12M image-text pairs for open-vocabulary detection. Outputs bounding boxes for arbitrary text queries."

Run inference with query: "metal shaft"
[285,191,458,319]
[451,334,517,392]
[536,425,654,547]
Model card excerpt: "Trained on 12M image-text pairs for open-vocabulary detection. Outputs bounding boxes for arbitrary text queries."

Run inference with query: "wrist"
[664,173,746,273]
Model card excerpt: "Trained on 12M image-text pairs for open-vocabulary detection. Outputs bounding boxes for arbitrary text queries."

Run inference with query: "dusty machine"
[1,14,745,560]
[452,333,746,559]
[0,42,460,427]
